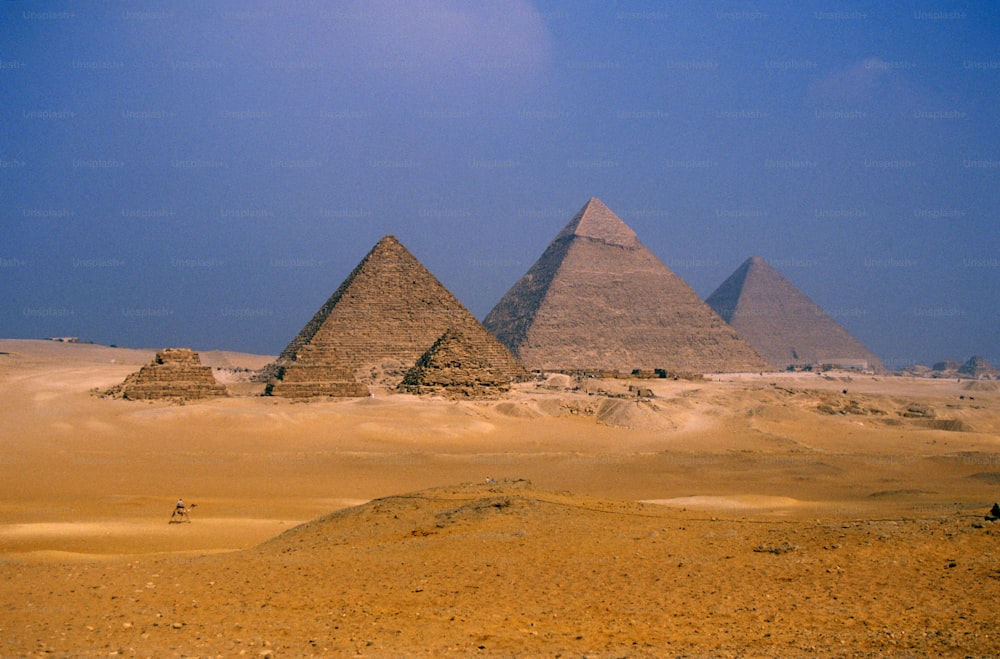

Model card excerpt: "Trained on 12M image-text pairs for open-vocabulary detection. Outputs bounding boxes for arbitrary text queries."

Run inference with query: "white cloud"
[807,58,892,104]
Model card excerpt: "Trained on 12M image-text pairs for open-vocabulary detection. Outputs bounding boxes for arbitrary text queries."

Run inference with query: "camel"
[170,502,197,523]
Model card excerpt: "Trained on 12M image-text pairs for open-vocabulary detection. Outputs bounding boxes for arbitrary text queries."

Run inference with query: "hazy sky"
[3,1,998,367]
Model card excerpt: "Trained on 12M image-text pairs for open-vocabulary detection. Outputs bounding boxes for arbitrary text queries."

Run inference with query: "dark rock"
[901,404,935,418]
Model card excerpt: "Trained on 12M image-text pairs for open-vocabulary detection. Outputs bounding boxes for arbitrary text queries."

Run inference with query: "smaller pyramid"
[109,348,227,400]
[706,256,883,371]
[399,327,525,397]
[263,344,369,398]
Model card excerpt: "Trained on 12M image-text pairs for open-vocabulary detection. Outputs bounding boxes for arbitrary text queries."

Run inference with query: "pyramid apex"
[742,255,770,270]
[376,234,402,246]
[368,235,414,259]
[555,198,638,247]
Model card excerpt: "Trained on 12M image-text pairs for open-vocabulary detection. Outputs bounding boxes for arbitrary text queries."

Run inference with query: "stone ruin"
[399,327,524,398]
[108,348,227,401]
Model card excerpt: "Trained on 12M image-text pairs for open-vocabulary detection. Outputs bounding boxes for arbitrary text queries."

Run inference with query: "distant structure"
[265,235,527,397]
[483,197,769,374]
[906,356,997,379]
[957,355,998,379]
[932,360,963,373]
[705,256,883,371]
[110,348,227,400]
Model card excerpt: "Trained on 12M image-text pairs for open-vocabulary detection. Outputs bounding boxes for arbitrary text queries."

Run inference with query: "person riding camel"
[171,498,195,522]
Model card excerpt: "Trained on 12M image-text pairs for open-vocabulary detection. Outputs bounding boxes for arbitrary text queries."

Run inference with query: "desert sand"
[1,339,999,656]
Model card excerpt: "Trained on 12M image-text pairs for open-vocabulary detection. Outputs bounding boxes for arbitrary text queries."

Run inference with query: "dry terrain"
[1,339,999,657]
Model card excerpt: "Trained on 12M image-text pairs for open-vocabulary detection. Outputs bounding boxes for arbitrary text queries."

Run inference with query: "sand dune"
[3,480,999,656]
[1,339,999,655]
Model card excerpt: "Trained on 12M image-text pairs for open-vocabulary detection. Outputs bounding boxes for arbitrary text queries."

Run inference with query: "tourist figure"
[170,498,196,523]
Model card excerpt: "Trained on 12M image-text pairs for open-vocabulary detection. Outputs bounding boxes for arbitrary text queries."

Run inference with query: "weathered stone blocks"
[109,348,227,400]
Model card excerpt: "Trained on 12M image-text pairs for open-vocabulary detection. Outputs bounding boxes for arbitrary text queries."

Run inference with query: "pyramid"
[399,327,521,397]
[705,256,883,371]
[263,343,370,398]
[109,348,228,400]
[958,356,997,378]
[266,235,527,396]
[483,198,769,374]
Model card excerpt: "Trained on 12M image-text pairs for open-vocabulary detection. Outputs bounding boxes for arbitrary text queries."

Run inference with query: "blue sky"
[3,1,998,367]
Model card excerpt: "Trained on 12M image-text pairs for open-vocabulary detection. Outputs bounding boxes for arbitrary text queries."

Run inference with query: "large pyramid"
[266,235,527,396]
[705,256,883,371]
[483,198,769,374]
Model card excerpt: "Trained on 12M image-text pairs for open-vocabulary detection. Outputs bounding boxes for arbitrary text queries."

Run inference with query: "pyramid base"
[262,359,370,398]
[265,381,370,398]
[122,384,228,400]
[399,383,510,399]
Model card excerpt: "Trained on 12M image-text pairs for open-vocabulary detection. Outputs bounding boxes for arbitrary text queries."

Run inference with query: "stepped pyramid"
[266,235,527,396]
[264,343,370,398]
[399,327,520,397]
[109,348,227,400]
[483,198,769,373]
[705,256,883,371]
